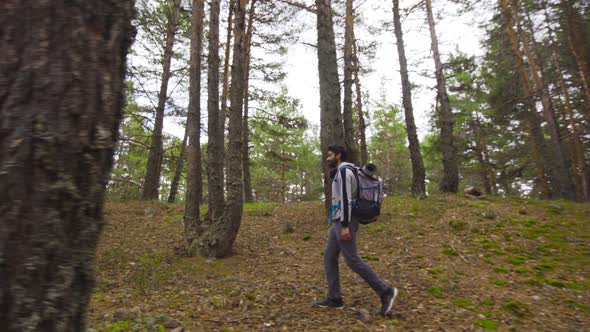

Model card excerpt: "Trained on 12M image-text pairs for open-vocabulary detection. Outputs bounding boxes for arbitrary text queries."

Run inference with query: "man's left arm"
[340,167,354,240]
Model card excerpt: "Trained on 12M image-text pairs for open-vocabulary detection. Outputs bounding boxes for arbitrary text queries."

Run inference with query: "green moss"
[506,255,527,265]
[427,268,444,275]
[504,301,528,317]
[428,286,445,298]
[361,255,379,262]
[475,319,498,330]
[565,299,590,313]
[493,266,509,273]
[522,278,543,287]
[545,279,566,288]
[452,298,474,308]
[492,280,507,286]
[442,247,458,256]
[481,299,496,306]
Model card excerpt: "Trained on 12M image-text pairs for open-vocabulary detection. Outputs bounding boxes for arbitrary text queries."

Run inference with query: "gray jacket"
[331,162,357,227]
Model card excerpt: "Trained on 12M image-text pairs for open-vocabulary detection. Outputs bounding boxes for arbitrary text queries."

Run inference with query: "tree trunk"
[425,0,458,193]
[351,34,368,166]
[185,0,205,250]
[243,0,257,202]
[556,54,589,201]
[499,0,551,198]
[168,130,188,203]
[0,1,134,330]
[561,0,590,120]
[206,0,225,222]
[316,0,344,208]
[393,0,427,199]
[191,0,249,258]
[515,2,576,199]
[142,0,182,200]
[342,0,359,165]
[472,112,492,195]
[221,0,234,132]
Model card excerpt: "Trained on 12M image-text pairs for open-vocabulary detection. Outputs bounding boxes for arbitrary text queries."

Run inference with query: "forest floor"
[88,194,589,331]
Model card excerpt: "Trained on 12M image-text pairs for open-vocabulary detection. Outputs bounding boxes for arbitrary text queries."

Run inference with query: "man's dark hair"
[328,144,349,162]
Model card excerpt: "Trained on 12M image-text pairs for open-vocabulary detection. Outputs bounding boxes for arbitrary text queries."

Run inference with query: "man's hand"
[341,226,352,241]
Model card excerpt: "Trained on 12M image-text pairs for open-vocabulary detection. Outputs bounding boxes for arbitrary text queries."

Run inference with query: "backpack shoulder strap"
[340,165,360,198]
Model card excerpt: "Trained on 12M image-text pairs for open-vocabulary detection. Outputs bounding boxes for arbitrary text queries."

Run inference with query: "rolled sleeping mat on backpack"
[361,163,377,177]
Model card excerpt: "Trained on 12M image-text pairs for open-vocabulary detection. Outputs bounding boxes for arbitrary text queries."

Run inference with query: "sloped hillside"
[89,195,589,331]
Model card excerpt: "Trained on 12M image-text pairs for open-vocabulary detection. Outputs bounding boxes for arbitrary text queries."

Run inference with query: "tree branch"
[276,0,317,14]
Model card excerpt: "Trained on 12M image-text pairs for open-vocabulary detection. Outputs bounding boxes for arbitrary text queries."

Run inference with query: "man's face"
[327,150,339,168]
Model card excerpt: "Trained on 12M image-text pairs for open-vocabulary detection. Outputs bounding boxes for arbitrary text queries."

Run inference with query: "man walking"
[315,144,398,316]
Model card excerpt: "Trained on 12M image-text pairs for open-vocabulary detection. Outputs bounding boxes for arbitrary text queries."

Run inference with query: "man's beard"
[327,159,337,168]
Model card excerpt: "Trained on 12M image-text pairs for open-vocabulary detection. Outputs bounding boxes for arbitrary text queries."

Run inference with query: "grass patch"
[427,268,444,275]
[504,301,528,317]
[506,255,527,265]
[427,286,445,299]
[367,223,386,232]
[534,262,558,272]
[302,234,312,241]
[545,279,566,288]
[452,298,474,308]
[243,202,277,216]
[565,299,590,313]
[481,299,496,306]
[522,278,543,287]
[475,319,498,330]
[492,280,507,286]
[361,255,380,262]
[132,254,167,295]
[441,247,458,256]
[493,266,509,273]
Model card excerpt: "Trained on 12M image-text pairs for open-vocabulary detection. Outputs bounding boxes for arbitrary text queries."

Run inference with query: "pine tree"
[0,1,134,329]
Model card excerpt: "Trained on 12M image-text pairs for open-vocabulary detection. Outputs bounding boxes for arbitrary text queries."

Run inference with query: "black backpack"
[343,164,384,224]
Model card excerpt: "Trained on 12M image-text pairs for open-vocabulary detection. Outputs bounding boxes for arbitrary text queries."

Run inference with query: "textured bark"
[142,0,182,200]
[168,130,187,203]
[500,0,551,198]
[425,0,458,193]
[342,0,359,165]
[561,0,590,119]
[185,0,205,250]
[515,2,575,199]
[351,34,368,166]
[556,54,589,201]
[393,0,427,199]
[206,0,225,222]
[471,112,492,195]
[316,0,344,208]
[0,1,134,330]
[243,0,257,202]
[221,0,234,130]
[191,0,249,258]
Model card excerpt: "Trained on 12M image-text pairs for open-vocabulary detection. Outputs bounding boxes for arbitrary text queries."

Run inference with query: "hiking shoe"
[314,297,344,309]
[380,287,398,316]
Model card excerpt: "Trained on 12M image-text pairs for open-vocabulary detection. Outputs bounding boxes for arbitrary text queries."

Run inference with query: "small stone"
[164,319,180,329]
[206,257,216,264]
[532,295,541,301]
[171,327,185,332]
[356,309,372,322]
[112,310,130,322]
[478,314,486,319]
[144,208,155,216]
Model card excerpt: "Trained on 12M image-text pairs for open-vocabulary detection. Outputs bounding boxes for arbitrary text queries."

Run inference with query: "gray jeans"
[324,221,388,299]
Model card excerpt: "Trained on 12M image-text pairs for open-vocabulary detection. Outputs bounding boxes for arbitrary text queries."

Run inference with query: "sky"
[161,0,494,141]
